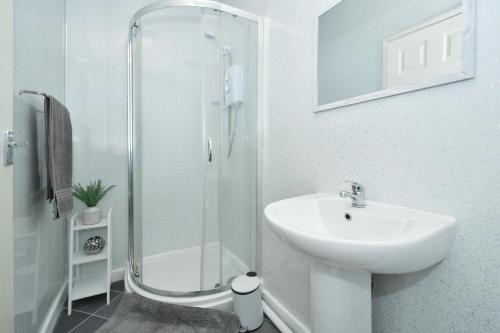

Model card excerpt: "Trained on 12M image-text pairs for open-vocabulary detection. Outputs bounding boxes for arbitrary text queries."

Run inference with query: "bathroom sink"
[265,193,458,332]
[264,193,458,274]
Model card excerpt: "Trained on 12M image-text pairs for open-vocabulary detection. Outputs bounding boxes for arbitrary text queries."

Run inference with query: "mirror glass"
[316,0,474,111]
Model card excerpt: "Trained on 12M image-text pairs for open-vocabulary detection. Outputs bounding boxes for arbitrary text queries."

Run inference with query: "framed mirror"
[315,0,476,112]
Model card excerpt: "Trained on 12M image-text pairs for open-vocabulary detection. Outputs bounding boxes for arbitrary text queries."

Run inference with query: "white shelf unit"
[68,208,112,315]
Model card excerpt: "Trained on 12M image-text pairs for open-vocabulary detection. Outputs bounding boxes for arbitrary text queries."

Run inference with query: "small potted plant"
[72,180,115,225]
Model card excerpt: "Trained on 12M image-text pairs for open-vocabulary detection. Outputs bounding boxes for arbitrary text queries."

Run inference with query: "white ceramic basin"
[264,193,458,274]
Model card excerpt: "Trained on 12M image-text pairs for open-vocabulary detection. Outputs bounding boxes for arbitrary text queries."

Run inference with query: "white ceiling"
[216,0,270,16]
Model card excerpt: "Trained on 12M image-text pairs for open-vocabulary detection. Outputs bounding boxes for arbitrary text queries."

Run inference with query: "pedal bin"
[231,272,263,331]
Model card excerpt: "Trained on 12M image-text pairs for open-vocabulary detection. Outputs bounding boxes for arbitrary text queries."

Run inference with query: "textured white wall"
[139,8,204,257]
[66,0,154,269]
[259,0,500,331]
[63,0,161,268]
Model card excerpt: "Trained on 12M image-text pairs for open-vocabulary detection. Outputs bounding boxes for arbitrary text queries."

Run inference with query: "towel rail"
[18,90,51,98]
[17,90,71,114]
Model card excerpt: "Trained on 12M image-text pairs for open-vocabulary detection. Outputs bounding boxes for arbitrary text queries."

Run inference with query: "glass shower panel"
[200,8,223,291]
[130,4,258,295]
[220,12,259,282]
[137,7,204,293]
[216,12,259,285]
[200,9,259,291]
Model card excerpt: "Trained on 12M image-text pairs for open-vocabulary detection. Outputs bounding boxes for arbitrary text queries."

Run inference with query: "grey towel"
[95,294,240,333]
[45,96,73,219]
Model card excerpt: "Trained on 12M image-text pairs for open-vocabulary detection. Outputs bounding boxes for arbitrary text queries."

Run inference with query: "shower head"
[204,32,216,40]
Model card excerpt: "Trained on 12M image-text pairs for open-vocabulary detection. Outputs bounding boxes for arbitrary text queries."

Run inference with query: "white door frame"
[0,0,15,332]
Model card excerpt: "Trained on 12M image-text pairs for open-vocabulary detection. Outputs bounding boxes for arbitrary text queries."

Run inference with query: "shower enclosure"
[127,1,261,308]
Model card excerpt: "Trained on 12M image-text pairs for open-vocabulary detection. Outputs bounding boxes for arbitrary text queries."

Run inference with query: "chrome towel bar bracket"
[18,90,50,98]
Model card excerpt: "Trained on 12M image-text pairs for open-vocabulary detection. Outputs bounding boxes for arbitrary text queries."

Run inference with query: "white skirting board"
[262,289,311,333]
[38,279,303,333]
[263,301,293,333]
[37,268,123,333]
[114,265,308,333]
[38,280,67,333]
[112,266,125,282]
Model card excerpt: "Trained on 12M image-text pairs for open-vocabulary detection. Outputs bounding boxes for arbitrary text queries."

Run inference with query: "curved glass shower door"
[129,5,258,296]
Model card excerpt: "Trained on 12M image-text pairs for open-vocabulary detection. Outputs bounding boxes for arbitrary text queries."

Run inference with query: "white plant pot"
[83,207,101,225]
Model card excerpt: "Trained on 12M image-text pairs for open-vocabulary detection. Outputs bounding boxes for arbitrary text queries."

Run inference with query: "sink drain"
[344,213,352,221]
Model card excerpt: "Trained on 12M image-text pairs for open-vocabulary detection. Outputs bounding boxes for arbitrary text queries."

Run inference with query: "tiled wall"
[13,0,67,331]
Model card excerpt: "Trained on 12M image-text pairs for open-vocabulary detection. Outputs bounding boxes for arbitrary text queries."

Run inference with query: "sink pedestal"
[311,261,371,333]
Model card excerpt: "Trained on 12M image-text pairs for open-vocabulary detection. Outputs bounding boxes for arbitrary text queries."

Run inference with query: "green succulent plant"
[72,180,116,207]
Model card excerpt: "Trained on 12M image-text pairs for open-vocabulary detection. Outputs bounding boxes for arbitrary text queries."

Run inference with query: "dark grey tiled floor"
[53,280,125,333]
[53,280,280,332]
[253,318,280,333]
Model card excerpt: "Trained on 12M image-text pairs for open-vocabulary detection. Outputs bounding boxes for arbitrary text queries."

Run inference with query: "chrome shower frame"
[127,0,263,299]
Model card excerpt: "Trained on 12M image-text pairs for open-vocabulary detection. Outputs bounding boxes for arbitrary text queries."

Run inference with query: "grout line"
[68,314,109,333]
[66,309,96,317]
[91,293,123,317]
[67,315,92,333]
[110,289,125,293]
[58,286,124,332]
[90,313,110,320]
[63,292,123,311]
